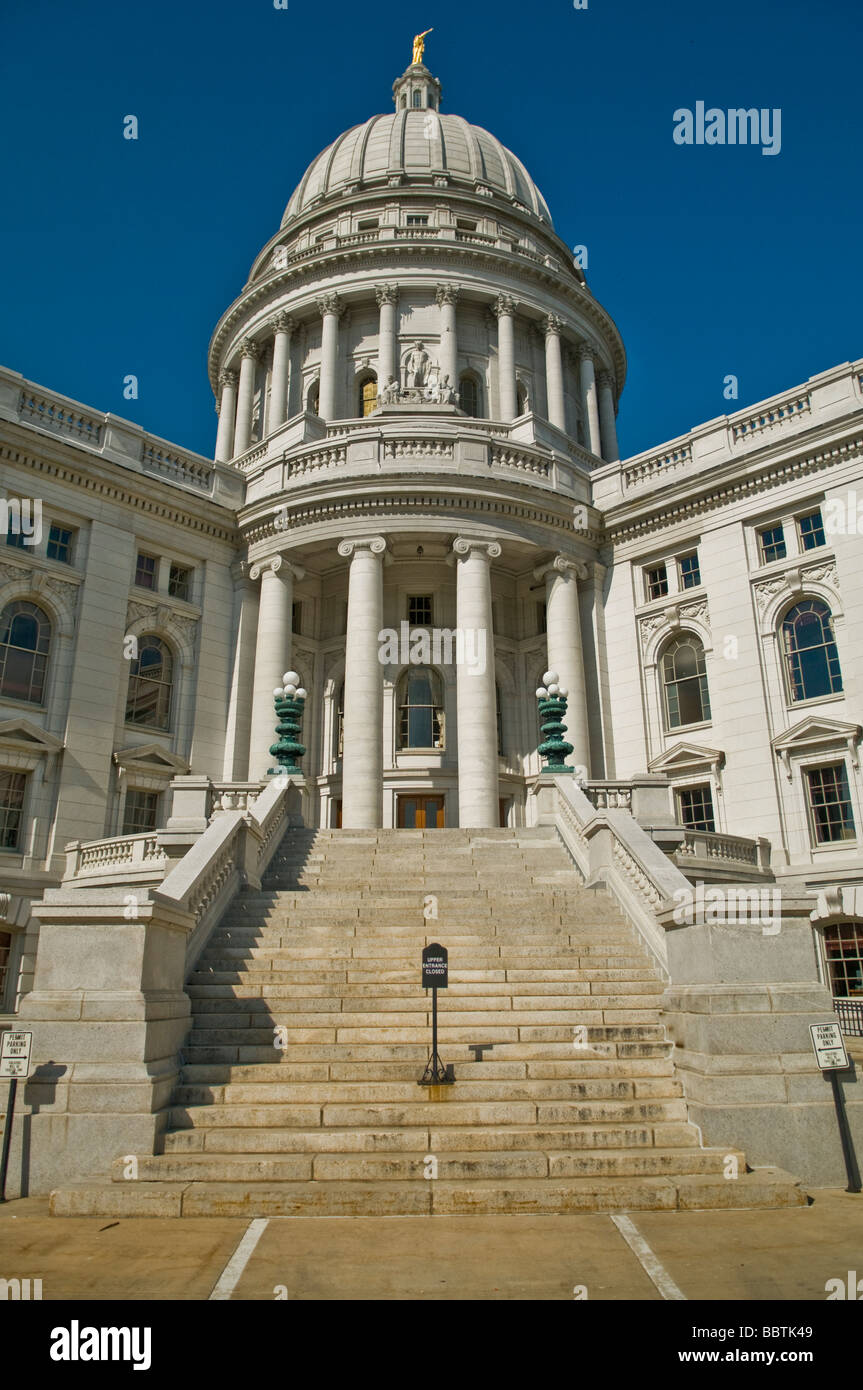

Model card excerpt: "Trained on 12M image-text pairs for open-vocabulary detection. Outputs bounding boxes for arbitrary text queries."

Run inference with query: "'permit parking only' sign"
[809,1022,849,1071]
[0,1030,33,1079]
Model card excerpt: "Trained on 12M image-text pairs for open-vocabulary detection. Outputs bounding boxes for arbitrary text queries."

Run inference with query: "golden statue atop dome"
[412,28,433,65]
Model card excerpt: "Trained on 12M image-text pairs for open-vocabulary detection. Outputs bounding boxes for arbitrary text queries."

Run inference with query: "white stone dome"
[280,110,553,230]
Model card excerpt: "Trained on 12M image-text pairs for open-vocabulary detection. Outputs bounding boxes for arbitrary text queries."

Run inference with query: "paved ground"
[1,1188,861,1300]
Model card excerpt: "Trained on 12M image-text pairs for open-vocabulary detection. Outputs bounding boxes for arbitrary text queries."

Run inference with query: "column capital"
[576,341,597,365]
[533,555,589,584]
[337,535,388,560]
[596,367,615,390]
[435,283,461,306]
[317,292,345,319]
[544,313,563,337]
[451,537,502,562]
[218,368,238,391]
[239,338,260,361]
[492,293,517,318]
[249,554,305,583]
[272,311,295,334]
[376,284,399,307]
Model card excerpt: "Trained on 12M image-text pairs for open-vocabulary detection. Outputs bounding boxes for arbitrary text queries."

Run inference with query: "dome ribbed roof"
[280,110,553,229]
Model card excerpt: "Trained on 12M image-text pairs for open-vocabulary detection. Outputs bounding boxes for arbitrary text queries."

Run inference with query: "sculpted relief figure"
[438,374,456,404]
[380,375,399,405]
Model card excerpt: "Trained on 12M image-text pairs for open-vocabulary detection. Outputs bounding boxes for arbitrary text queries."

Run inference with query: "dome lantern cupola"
[393,61,442,113]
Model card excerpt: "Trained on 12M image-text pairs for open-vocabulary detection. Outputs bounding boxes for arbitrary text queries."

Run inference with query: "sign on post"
[422,943,448,990]
[809,1021,849,1071]
[0,1031,32,1080]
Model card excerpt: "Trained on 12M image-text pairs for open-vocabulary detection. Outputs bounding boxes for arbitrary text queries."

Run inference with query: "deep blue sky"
[1,0,860,460]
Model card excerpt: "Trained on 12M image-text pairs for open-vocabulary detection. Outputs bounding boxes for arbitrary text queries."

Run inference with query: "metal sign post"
[419,944,454,1085]
[809,1022,861,1194]
[0,1030,32,1203]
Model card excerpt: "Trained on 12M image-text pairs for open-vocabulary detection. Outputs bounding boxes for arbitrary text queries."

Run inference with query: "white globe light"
[542,669,558,686]
[547,682,560,695]
[535,687,548,699]
[558,686,569,698]
[295,687,307,699]
[284,684,297,697]
[282,670,300,686]
[273,687,284,698]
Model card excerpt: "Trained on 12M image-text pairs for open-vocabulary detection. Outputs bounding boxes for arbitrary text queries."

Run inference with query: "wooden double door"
[396,795,445,829]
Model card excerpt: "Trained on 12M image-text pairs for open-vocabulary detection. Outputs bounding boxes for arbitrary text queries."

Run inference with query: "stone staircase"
[50,827,805,1216]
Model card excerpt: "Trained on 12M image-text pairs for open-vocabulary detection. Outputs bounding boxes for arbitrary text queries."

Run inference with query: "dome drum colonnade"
[211,51,621,826]
[211,288,621,465]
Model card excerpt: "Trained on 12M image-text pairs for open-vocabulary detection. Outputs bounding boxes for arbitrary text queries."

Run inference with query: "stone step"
[168,1098,689,1129]
[181,1034,672,1063]
[161,1119,697,1155]
[171,1077,682,1106]
[179,1056,677,1083]
[186,979,659,1001]
[49,1168,806,1218]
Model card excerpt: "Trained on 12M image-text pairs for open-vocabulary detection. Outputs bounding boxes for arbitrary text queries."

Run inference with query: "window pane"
[783,601,842,702]
[0,602,51,703]
[798,511,825,551]
[0,771,26,849]
[807,764,855,843]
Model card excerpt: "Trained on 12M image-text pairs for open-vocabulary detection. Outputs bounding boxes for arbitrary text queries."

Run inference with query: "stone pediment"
[0,717,64,771]
[771,716,862,778]
[648,741,725,779]
[113,743,190,780]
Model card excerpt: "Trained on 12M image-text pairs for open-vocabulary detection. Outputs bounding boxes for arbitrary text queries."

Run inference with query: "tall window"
[135,553,157,590]
[782,600,842,703]
[797,510,826,551]
[806,763,855,844]
[496,684,504,756]
[358,374,377,417]
[126,635,174,730]
[336,682,344,759]
[758,524,786,564]
[0,929,12,1007]
[823,922,863,998]
[645,564,668,600]
[168,564,192,601]
[398,667,444,749]
[676,785,716,832]
[407,595,432,626]
[0,771,26,849]
[459,375,481,417]
[661,634,711,729]
[123,789,160,835]
[0,601,51,704]
[678,552,701,589]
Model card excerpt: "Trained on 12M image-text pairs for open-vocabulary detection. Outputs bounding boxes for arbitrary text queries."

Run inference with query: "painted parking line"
[209,1218,270,1300]
[610,1214,687,1301]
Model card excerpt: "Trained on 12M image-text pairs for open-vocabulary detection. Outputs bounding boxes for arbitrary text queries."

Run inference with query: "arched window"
[306,379,320,415]
[661,634,711,729]
[400,94,407,109]
[126,635,174,730]
[516,381,529,416]
[459,374,481,417]
[782,599,843,702]
[0,601,51,704]
[496,683,504,756]
[357,373,377,417]
[336,682,344,759]
[398,667,444,749]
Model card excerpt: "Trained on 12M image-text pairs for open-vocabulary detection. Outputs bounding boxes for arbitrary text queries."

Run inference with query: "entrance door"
[397,795,445,828]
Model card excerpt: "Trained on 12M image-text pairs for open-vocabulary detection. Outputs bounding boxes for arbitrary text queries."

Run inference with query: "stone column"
[494,294,518,421]
[535,555,591,774]
[318,293,343,422]
[222,565,260,780]
[248,555,304,779]
[214,369,238,463]
[376,285,398,394]
[436,284,460,396]
[269,313,294,432]
[578,344,602,457]
[597,368,620,463]
[338,537,387,828]
[544,315,566,432]
[234,340,260,456]
[452,537,501,827]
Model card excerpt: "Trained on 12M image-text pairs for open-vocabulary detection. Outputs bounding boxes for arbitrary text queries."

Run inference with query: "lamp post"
[536,668,574,773]
[269,670,307,774]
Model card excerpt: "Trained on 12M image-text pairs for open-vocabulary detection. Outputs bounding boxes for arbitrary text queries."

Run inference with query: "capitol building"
[0,46,861,1211]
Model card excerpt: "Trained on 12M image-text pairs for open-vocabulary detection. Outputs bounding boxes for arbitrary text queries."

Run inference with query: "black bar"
[830,1068,862,1193]
[432,985,437,1066]
[0,1076,18,1203]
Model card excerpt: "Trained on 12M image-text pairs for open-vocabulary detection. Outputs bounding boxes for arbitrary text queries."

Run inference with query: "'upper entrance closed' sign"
[422,943,448,989]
